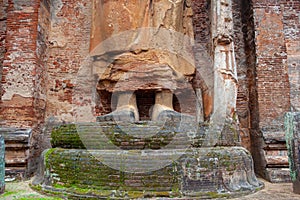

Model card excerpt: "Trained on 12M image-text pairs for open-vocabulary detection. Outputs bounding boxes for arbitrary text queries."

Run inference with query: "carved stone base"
[32,147,262,199]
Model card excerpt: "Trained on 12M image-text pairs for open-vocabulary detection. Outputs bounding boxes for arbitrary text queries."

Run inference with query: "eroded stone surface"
[33,147,262,199]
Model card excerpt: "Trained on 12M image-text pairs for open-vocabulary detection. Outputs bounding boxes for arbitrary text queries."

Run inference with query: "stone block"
[265,168,292,183]
[51,121,206,150]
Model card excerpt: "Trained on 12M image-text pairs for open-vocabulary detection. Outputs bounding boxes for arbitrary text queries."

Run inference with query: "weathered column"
[208,0,238,146]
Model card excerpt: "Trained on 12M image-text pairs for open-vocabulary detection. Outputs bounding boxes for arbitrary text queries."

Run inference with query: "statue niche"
[90,0,198,122]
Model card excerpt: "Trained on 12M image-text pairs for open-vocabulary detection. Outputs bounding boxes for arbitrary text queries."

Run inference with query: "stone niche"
[32,0,263,199]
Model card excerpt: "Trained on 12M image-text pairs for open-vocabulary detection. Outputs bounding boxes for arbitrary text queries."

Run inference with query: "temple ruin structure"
[0,0,299,198]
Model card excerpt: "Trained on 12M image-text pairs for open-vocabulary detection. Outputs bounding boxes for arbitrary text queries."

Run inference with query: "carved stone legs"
[98,90,189,122]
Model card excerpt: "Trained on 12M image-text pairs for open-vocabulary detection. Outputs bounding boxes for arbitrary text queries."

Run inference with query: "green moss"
[17,197,62,200]
[206,191,230,198]
[51,124,85,149]
[44,148,56,160]
[2,190,18,197]
[30,184,43,192]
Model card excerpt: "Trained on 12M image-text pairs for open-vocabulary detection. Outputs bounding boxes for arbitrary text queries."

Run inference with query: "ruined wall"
[0,0,299,181]
[1,0,40,127]
[249,0,299,182]
[191,0,213,121]
[0,0,49,175]
[45,0,92,122]
[232,0,251,151]
[283,1,300,112]
[28,0,51,174]
[0,0,8,104]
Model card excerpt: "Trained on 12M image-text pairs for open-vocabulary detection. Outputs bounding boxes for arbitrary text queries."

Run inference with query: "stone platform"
[33,147,262,199]
[32,122,262,199]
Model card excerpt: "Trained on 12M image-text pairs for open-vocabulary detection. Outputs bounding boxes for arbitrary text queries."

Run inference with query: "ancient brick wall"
[191,0,213,120]
[253,0,290,129]
[0,0,50,175]
[45,0,92,122]
[248,0,299,182]
[28,0,51,175]
[1,0,40,127]
[232,0,252,151]
[0,0,8,104]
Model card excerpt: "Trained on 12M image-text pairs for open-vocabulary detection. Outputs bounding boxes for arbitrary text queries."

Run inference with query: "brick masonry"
[248,0,299,182]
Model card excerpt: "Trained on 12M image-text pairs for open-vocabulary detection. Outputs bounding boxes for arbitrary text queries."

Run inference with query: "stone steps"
[51,121,207,150]
[0,128,31,179]
[33,147,263,199]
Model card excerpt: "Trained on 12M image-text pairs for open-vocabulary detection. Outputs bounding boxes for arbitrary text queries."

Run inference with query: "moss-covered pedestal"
[33,122,263,199]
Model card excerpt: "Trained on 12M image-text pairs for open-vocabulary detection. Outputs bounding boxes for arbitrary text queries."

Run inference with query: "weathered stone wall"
[253,1,290,129]
[26,0,50,175]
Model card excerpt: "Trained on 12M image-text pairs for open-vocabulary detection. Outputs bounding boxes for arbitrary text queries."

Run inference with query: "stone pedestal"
[33,122,262,199]
[0,135,5,194]
[285,112,300,194]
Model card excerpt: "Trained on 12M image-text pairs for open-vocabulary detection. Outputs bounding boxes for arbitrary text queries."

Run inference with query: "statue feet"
[151,104,179,121]
[156,110,182,122]
[97,106,138,122]
[152,104,195,122]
